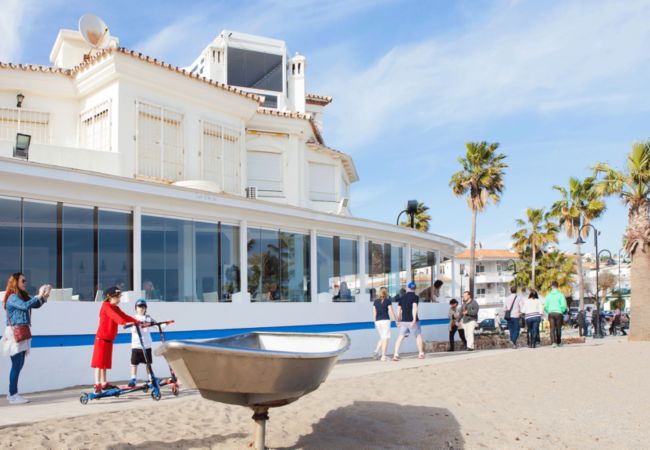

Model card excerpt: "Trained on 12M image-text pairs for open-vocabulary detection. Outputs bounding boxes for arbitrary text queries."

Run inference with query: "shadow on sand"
[277,401,465,450]
[105,432,248,449]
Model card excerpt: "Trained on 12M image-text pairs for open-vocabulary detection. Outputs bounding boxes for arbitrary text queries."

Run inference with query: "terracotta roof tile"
[305,93,332,106]
[70,47,263,102]
[0,62,71,76]
[455,249,518,260]
[256,108,312,120]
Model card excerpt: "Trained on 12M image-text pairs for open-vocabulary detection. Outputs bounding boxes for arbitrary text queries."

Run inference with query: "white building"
[0,26,464,392]
[442,249,518,320]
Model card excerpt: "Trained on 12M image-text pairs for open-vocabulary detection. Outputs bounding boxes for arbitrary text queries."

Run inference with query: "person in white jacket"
[521,290,544,348]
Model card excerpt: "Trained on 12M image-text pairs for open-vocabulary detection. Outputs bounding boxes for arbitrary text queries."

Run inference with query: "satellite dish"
[79,14,111,49]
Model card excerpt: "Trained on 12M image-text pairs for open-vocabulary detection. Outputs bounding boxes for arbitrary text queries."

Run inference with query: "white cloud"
[0,0,30,61]
[133,0,388,66]
[317,0,650,150]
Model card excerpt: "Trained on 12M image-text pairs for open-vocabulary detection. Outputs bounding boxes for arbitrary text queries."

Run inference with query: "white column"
[133,205,142,296]
[405,243,412,283]
[237,219,249,303]
[451,256,456,298]
[358,235,367,300]
[310,229,318,302]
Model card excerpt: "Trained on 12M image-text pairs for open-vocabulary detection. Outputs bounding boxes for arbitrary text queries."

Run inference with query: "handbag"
[7,310,32,343]
[504,295,517,321]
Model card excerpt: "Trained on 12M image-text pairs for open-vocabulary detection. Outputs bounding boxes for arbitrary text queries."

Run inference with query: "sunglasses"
[19,279,27,284]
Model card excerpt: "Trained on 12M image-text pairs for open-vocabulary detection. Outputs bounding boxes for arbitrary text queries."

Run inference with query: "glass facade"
[411,248,438,302]
[62,205,94,301]
[247,228,310,302]
[0,197,133,300]
[0,197,22,288]
[22,200,57,296]
[0,196,446,305]
[317,236,359,302]
[98,209,133,295]
[367,241,406,299]
[142,216,240,302]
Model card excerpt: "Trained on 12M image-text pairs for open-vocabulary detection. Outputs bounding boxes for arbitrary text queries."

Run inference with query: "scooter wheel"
[142,385,149,393]
[80,393,89,405]
[171,384,179,396]
[151,390,161,401]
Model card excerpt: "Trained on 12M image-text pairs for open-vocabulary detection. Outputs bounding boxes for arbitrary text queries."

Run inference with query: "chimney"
[287,53,306,113]
[49,29,119,69]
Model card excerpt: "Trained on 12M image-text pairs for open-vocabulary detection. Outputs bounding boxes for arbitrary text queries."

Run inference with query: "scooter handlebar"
[123,320,174,329]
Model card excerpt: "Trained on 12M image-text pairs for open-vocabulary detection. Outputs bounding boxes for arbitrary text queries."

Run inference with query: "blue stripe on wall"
[31,318,449,348]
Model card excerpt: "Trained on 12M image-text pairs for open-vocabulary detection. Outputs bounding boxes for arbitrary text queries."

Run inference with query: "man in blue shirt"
[393,281,425,361]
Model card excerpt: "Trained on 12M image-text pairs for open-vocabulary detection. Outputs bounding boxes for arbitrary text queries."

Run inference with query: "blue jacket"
[4,293,44,326]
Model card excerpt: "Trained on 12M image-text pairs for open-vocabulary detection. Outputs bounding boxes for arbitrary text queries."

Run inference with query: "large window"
[227,47,283,92]
[309,163,336,202]
[142,215,239,302]
[62,205,94,301]
[367,241,406,299]
[136,101,184,181]
[79,100,111,152]
[22,200,57,296]
[98,209,133,294]
[411,248,438,302]
[201,120,242,194]
[0,107,50,144]
[317,236,358,302]
[248,228,310,302]
[0,197,21,287]
[247,151,283,197]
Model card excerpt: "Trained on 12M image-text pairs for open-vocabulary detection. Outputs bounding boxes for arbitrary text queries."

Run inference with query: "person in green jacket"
[544,281,567,347]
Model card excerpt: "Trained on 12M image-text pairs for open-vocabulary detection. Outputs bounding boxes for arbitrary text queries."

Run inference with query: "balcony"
[474,273,514,284]
[476,295,505,308]
[0,140,122,176]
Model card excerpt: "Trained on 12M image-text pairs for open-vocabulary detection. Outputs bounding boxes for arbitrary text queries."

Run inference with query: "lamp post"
[575,224,603,338]
[617,248,625,295]
[396,200,419,229]
[598,249,613,314]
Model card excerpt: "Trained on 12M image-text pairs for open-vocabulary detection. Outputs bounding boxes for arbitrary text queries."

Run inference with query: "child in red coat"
[91,286,138,393]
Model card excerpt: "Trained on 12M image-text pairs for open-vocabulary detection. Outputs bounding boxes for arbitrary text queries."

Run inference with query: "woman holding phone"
[2,272,50,404]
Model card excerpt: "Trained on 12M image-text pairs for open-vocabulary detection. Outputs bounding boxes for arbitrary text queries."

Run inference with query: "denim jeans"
[526,317,541,347]
[507,318,521,344]
[548,312,563,344]
[9,350,26,396]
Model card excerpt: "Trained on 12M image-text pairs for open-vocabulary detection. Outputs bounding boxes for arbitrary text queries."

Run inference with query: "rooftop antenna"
[79,14,111,61]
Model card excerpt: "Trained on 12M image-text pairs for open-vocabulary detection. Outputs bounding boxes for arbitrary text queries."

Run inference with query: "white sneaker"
[8,394,29,405]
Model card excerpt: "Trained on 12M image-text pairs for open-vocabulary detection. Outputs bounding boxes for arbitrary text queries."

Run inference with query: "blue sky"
[3,0,647,255]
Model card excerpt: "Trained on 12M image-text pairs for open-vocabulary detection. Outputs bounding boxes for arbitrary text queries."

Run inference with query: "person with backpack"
[503,286,523,347]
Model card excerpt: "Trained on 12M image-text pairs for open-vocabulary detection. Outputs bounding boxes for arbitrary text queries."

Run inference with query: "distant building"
[442,249,518,320]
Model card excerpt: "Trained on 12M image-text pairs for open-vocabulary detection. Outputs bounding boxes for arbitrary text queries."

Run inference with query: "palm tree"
[594,141,650,341]
[450,141,508,295]
[511,208,558,289]
[549,177,606,310]
[537,250,576,296]
[399,202,431,232]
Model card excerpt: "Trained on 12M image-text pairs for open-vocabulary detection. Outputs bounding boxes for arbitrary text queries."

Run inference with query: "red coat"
[95,301,137,341]
[91,302,137,369]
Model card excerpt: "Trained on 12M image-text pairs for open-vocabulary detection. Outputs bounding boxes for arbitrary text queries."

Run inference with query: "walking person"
[609,308,622,336]
[522,289,543,348]
[460,291,479,351]
[577,310,587,337]
[544,281,567,347]
[372,287,396,361]
[447,299,466,351]
[2,273,50,404]
[393,282,425,361]
[503,286,523,348]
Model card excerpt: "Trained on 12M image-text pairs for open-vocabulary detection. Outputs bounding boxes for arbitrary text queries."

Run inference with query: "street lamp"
[598,249,613,313]
[617,248,626,295]
[574,224,603,338]
[396,200,419,229]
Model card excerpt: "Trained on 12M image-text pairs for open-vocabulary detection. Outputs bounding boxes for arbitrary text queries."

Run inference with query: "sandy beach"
[0,337,647,449]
